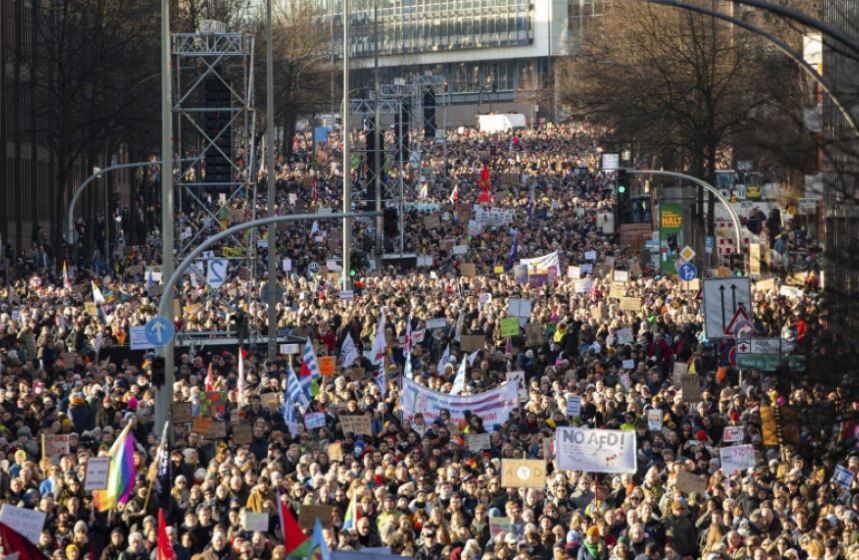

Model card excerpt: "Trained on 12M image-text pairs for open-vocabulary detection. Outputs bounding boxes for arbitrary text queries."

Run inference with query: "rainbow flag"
[93,423,136,512]
[341,489,361,531]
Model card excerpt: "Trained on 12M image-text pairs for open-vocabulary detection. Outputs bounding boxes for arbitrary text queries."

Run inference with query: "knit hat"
[586,525,600,539]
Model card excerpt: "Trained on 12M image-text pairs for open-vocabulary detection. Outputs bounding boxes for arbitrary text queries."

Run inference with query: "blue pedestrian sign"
[678,262,698,282]
[144,316,175,347]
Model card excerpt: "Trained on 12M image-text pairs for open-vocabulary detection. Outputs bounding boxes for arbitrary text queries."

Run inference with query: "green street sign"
[736,354,806,371]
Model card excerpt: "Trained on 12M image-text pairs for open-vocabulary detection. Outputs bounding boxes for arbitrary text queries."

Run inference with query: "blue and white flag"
[287,364,310,412]
[403,313,414,380]
[833,465,855,489]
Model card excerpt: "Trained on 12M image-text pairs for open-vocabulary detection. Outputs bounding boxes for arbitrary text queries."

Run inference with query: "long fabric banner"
[555,427,637,473]
[520,251,560,275]
[401,377,519,431]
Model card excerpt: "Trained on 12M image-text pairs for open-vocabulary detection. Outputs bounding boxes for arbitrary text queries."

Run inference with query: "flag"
[340,332,359,368]
[528,186,536,221]
[449,183,459,204]
[468,349,480,366]
[342,489,361,531]
[450,358,467,395]
[154,422,171,510]
[454,310,465,342]
[277,491,310,557]
[504,231,519,272]
[404,314,414,380]
[62,261,72,290]
[205,363,215,391]
[0,521,47,558]
[299,337,321,399]
[92,422,136,512]
[834,465,855,489]
[437,344,451,376]
[146,269,154,297]
[376,369,386,399]
[370,309,386,366]
[287,364,310,412]
[157,509,175,560]
[237,347,246,405]
[91,280,106,304]
[307,518,331,560]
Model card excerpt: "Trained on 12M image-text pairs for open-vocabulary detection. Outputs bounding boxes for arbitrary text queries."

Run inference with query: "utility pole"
[373,0,382,256]
[342,0,352,289]
[156,0,175,435]
[265,0,277,360]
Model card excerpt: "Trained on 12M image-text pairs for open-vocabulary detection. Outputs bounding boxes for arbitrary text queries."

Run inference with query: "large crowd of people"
[0,122,854,560]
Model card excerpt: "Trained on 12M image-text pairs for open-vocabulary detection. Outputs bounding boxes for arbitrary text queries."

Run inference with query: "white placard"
[555,427,637,473]
[575,279,593,294]
[0,504,46,544]
[584,250,597,261]
[282,258,292,272]
[84,457,111,491]
[206,258,228,289]
[647,409,663,431]
[719,444,757,475]
[417,256,434,267]
[478,293,492,307]
[242,511,270,532]
[723,426,745,443]
[452,244,468,255]
[339,290,354,300]
[279,343,300,355]
[508,299,532,319]
[614,270,629,283]
[129,326,155,350]
[567,266,581,279]
[615,328,634,346]
[622,359,635,369]
[566,396,581,418]
[425,318,447,330]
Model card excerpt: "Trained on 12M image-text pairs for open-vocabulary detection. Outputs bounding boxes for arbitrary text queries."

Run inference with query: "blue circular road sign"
[678,262,698,282]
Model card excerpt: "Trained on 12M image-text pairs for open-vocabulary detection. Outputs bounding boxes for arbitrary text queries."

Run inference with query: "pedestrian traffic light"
[151,356,166,387]
[615,169,633,224]
[423,88,436,139]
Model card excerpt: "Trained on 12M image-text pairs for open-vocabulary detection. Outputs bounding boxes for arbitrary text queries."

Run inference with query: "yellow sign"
[662,211,682,229]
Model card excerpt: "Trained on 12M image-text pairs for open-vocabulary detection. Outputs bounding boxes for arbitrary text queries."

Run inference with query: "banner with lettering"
[401,377,519,431]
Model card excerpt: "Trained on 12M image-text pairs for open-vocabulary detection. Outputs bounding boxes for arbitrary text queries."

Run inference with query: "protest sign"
[672,362,688,386]
[681,375,702,402]
[609,282,626,299]
[619,297,642,311]
[467,433,491,452]
[460,335,486,352]
[675,471,709,495]
[567,266,581,279]
[339,414,373,436]
[622,359,635,369]
[647,409,663,431]
[489,517,512,539]
[200,391,227,417]
[614,270,629,283]
[327,442,344,461]
[614,327,634,346]
[425,317,447,330]
[232,424,253,445]
[299,505,335,531]
[304,412,326,430]
[501,459,547,488]
[506,370,528,401]
[461,263,477,277]
[723,426,745,443]
[318,356,336,376]
[401,377,519,431]
[44,435,70,461]
[172,402,193,424]
[720,444,757,475]
[555,427,637,473]
[260,393,280,408]
[500,317,520,337]
[242,511,269,532]
[567,396,581,418]
[84,457,110,491]
[525,323,545,346]
[0,504,46,544]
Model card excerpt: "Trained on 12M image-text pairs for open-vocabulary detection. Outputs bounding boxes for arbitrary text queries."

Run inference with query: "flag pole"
[144,421,171,513]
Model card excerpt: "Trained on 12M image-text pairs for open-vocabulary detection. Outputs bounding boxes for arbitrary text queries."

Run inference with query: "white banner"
[0,504,46,544]
[720,444,757,475]
[401,377,519,431]
[555,427,637,473]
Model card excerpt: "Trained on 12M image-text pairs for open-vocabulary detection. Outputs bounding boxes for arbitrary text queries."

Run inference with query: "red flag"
[205,363,215,391]
[0,521,47,559]
[157,509,175,560]
[278,492,309,555]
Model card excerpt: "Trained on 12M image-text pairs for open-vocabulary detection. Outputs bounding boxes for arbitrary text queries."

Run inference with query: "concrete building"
[317,0,609,124]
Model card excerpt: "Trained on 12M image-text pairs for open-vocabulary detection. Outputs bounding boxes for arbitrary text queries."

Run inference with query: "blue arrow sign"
[678,262,698,282]
[144,316,175,347]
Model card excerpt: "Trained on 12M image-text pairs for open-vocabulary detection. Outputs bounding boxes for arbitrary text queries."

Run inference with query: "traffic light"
[204,70,232,189]
[615,169,633,224]
[151,356,166,387]
[423,87,436,139]
[383,207,398,237]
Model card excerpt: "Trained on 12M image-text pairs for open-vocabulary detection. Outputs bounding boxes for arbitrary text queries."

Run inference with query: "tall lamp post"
[265,0,277,360]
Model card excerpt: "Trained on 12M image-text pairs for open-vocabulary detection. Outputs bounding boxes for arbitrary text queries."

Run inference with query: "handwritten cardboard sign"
[501,459,547,488]
[172,402,193,424]
[84,457,110,491]
[339,414,373,436]
[318,356,336,376]
[232,424,253,445]
[460,335,486,352]
[299,505,335,531]
[675,470,708,495]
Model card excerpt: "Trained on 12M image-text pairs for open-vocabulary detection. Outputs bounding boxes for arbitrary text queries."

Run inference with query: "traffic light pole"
[153,211,381,434]
[265,0,277,360]
[342,0,352,289]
